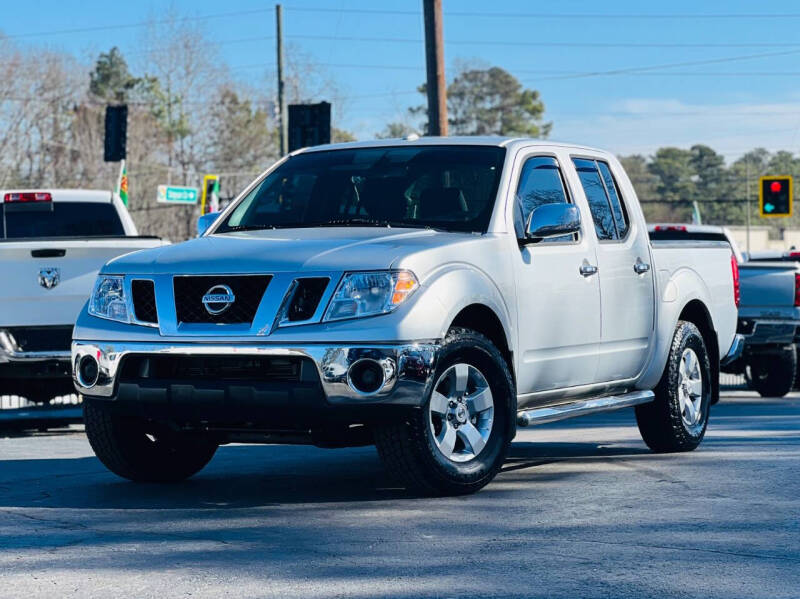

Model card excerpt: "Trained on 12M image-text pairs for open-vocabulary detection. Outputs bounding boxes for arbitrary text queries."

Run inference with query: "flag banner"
[117,160,129,206]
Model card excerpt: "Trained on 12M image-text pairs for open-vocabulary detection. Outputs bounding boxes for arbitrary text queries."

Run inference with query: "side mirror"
[525,203,581,241]
[196,213,219,237]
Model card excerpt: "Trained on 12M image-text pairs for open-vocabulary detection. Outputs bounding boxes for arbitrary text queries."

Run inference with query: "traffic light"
[201,174,219,215]
[759,176,792,218]
[288,102,331,152]
[104,105,127,162]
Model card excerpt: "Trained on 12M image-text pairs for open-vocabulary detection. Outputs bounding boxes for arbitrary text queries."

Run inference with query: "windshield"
[216,145,506,234]
[1,201,125,239]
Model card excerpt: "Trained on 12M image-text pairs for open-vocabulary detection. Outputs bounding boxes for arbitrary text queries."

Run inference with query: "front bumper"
[72,340,439,407]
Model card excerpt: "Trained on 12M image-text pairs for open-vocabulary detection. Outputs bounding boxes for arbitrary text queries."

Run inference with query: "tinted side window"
[597,161,629,238]
[573,158,616,240]
[514,156,574,243]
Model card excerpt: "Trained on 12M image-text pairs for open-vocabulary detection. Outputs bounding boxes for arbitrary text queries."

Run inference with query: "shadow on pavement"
[1,397,797,512]
[0,439,663,512]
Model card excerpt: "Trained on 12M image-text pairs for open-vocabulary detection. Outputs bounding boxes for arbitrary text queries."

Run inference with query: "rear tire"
[83,399,218,482]
[749,347,796,398]
[793,346,800,390]
[374,328,514,496]
[636,321,712,453]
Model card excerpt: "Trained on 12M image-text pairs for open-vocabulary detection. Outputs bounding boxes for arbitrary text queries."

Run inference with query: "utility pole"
[423,0,447,136]
[276,4,288,156]
[746,156,751,256]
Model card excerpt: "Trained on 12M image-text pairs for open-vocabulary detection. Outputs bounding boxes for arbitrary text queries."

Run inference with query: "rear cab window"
[1,201,125,239]
[572,158,630,241]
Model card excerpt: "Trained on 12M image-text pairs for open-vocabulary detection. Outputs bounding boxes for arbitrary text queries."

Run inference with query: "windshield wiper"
[223,224,277,232]
[223,223,322,232]
[316,218,425,228]
[222,220,436,232]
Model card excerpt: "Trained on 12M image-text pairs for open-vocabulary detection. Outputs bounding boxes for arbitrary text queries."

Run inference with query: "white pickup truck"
[0,189,166,402]
[72,138,741,495]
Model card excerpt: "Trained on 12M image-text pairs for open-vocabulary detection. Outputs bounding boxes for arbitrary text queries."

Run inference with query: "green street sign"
[157,185,199,204]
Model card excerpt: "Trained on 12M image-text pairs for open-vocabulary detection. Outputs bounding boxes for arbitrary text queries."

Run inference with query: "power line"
[285,6,800,19]
[10,7,800,40]
[0,88,421,105]
[538,48,800,81]
[3,8,273,39]
[10,27,800,51]
[287,34,800,50]
[229,61,422,72]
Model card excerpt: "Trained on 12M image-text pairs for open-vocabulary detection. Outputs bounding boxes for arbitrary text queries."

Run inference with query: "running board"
[516,390,655,427]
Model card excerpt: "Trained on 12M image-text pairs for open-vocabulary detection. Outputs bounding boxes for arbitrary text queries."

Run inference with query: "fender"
[422,262,515,352]
[637,265,715,390]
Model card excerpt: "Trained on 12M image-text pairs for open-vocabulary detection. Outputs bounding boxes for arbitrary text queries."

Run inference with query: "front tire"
[374,328,514,495]
[84,399,218,482]
[636,321,712,453]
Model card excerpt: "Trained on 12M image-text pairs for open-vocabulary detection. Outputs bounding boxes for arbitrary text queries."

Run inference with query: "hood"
[103,227,481,276]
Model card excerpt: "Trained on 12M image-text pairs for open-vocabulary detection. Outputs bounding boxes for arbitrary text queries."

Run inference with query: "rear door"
[570,157,655,382]
[512,153,601,395]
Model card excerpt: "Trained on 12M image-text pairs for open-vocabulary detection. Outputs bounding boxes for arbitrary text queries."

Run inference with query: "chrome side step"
[516,390,655,427]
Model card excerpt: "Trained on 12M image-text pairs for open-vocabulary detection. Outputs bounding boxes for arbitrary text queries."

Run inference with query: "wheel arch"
[678,299,720,405]
[446,304,518,440]
[449,303,514,380]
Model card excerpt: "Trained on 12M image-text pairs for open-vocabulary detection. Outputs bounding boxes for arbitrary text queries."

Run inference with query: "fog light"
[347,359,386,395]
[77,355,99,388]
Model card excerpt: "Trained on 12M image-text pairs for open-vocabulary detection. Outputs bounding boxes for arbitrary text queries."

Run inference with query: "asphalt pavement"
[1,392,798,599]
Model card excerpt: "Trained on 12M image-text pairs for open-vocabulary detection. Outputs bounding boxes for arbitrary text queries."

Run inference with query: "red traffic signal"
[760,176,793,218]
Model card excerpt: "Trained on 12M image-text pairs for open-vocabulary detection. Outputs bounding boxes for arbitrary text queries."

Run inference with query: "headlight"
[88,275,130,323]
[324,270,418,321]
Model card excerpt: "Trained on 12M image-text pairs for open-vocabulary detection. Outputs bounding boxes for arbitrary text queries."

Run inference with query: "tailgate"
[738,262,797,309]
[0,239,160,327]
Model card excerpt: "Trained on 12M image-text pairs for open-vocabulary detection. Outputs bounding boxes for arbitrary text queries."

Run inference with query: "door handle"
[634,258,651,274]
[579,261,599,277]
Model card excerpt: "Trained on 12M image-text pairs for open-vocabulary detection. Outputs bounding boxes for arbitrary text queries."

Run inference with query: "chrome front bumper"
[72,340,439,406]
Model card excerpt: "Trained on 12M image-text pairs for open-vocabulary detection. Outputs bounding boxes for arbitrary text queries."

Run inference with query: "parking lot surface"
[1,392,798,599]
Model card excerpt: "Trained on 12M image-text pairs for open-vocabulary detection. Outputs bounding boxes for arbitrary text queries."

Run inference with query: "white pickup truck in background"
[0,189,167,403]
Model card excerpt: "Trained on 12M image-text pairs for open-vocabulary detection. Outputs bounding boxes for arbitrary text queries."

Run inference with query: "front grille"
[285,277,329,322]
[119,355,306,383]
[4,326,72,352]
[173,275,271,324]
[131,280,158,324]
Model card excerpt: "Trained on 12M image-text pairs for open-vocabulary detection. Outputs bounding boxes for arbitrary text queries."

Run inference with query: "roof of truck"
[295,136,611,156]
[0,189,113,203]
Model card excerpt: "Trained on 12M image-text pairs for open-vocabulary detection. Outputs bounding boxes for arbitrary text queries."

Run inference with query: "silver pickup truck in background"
[73,138,739,495]
[649,224,800,397]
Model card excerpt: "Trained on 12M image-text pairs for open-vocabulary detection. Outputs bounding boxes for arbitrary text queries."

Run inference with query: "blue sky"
[4,0,800,159]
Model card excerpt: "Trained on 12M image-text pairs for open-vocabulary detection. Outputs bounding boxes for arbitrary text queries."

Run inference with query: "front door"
[571,157,655,382]
[512,154,602,396]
